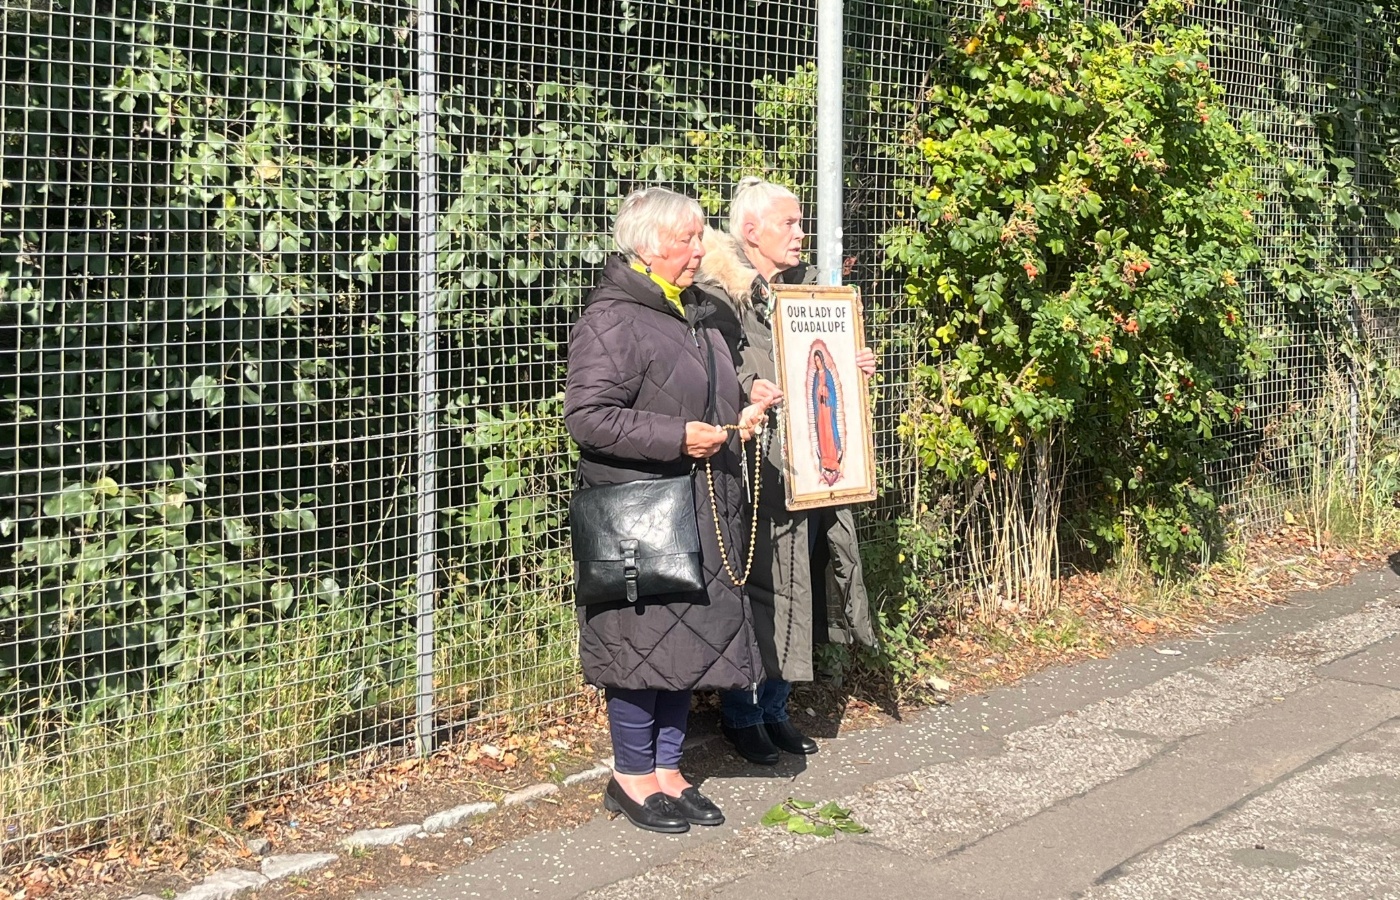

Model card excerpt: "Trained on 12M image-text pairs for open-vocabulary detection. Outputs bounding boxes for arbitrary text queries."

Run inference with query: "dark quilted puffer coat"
[564,255,763,692]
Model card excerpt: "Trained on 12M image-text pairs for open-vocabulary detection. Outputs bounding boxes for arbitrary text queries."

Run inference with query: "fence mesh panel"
[1,0,1395,868]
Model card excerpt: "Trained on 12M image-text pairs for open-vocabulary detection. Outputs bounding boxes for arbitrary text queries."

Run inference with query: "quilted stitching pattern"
[566,257,762,692]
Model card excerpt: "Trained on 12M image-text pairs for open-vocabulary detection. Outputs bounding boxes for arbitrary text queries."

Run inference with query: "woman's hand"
[684,421,729,458]
[856,347,878,377]
[737,403,769,441]
[749,378,784,408]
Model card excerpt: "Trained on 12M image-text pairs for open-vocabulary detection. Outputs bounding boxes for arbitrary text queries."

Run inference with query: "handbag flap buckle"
[620,539,639,603]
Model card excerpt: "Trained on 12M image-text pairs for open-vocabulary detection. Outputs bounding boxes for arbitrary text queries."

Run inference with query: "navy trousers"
[604,688,692,775]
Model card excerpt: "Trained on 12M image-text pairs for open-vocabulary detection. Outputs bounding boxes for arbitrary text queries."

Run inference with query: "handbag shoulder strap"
[701,327,718,426]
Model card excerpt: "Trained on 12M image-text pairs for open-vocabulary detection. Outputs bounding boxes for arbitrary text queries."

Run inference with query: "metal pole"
[414,0,440,756]
[816,0,844,286]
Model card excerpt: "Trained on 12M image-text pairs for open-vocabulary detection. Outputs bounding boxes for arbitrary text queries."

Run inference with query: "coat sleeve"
[564,313,690,461]
[734,347,760,400]
[704,294,761,400]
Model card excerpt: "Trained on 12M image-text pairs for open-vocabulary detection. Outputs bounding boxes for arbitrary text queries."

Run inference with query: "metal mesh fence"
[1,0,1395,868]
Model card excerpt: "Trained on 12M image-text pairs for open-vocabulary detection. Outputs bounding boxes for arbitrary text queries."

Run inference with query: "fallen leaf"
[241,809,266,829]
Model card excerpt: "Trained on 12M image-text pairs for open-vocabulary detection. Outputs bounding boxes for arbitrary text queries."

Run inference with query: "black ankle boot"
[603,778,690,834]
[721,722,780,765]
[766,719,818,755]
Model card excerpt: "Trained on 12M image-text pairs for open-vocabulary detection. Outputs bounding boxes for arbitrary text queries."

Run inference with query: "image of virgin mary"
[806,341,844,486]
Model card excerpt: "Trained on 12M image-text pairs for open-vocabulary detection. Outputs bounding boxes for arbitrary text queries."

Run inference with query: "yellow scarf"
[631,262,685,317]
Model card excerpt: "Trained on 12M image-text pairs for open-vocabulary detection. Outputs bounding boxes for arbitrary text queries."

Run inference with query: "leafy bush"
[883,0,1267,578]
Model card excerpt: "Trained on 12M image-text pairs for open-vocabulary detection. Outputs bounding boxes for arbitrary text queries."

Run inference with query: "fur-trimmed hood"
[695,226,761,310]
[695,226,816,312]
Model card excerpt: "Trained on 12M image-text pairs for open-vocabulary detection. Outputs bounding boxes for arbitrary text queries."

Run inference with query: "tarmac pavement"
[357,567,1400,900]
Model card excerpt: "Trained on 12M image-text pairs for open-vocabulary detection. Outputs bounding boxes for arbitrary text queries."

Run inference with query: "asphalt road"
[357,567,1400,900]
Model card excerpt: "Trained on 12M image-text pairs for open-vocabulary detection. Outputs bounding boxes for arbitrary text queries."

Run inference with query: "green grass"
[1262,362,1400,551]
[431,549,581,725]
[1,558,584,863]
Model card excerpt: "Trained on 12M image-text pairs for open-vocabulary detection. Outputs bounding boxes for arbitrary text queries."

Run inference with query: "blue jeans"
[720,679,792,729]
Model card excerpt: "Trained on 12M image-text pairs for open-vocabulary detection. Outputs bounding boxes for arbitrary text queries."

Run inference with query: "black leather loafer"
[603,778,690,834]
[721,722,780,766]
[766,719,819,755]
[668,786,724,826]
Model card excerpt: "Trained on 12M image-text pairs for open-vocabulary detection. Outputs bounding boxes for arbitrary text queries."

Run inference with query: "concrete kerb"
[259,853,339,881]
[148,760,613,900]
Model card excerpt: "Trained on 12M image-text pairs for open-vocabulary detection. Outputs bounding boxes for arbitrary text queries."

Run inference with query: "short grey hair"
[613,187,705,261]
[728,176,800,237]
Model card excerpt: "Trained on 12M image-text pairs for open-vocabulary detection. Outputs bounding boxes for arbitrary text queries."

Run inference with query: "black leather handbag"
[567,326,728,606]
[568,473,705,605]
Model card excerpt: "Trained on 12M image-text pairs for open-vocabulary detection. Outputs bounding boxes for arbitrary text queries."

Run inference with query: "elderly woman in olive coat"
[694,177,878,766]
[564,187,772,834]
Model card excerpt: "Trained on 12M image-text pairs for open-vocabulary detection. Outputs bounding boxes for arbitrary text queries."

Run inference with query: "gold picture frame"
[770,284,878,511]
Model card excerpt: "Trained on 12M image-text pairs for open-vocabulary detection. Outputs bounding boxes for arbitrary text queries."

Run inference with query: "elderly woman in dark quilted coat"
[564,187,774,834]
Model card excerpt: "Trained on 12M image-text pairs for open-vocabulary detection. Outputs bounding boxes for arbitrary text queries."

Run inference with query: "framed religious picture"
[770,284,877,511]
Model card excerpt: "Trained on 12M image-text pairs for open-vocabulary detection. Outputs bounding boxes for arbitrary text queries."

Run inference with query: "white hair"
[728,176,800,237]
[613,187,704,261]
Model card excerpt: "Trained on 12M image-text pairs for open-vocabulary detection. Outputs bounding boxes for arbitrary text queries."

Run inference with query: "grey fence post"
[414,0,440,756]
[816,0,844,286]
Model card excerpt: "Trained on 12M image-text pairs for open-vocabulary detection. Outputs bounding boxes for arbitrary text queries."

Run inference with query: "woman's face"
[643,217,705,287]
[744,195,805,278]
